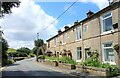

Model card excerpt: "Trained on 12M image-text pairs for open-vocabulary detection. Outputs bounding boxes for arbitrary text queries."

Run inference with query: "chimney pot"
[87,10,94,17]
[64,26,69,30]
[58,29,62,34]
[74,20,79,25]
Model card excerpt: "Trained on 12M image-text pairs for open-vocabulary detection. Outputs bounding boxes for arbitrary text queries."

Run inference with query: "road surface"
[1,57,77,78]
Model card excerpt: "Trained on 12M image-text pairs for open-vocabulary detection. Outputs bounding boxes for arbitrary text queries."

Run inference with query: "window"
[63,33,66,44]
[67,32,70,38]
[84,25,88,32]
[76,47,82,60]
[54,38,56,47]
[85,48,90,59]
[102,42,114,63]
[102,12,112,32]
[48,41,50,48]
[76,26,81,40]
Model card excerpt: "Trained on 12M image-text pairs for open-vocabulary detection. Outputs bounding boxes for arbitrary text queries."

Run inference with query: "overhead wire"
[38,0,78,34]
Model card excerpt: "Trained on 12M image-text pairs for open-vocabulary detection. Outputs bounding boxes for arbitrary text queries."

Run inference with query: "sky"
[0,0,109,49]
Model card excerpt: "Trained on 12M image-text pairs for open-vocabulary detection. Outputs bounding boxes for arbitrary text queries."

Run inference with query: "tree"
[17,47,31,56]
[2,38,9,66]
[0,1,20,17]
[31,47,38,54]
[34,39,44,47]
[34,39,44,61]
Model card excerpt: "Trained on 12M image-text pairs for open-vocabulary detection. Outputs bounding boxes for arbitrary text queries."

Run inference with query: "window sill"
[76,60,82,62]
[103,61,116,65]
[62,43,66,45]
[101,30,114,35]
[75,39,82,42]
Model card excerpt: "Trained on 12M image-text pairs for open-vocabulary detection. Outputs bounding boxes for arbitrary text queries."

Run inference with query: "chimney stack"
[64,26,69,30]
[74,20,79,25]
[87,10,94,18]
[58,29,62,34]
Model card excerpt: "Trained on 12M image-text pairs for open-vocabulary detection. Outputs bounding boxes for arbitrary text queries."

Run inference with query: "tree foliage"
[17,47,31,55]
[31,47,38,54]
[2,38,9,59]
[34,39,44,47]
[0,1,20,17]
[1,38,9,66]
[7,48,16,53]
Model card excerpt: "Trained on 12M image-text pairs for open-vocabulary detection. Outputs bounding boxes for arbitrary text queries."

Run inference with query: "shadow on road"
[2,70,78,78]
[8,63,20,67]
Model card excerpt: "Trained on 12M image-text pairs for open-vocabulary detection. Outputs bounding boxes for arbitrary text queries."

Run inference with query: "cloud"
[84,0,109,9]
[35,0,109,9]
[0,0,58,49]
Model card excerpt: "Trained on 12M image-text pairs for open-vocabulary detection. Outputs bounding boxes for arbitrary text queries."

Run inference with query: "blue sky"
[0,0,109,49]
[36,2,99,29]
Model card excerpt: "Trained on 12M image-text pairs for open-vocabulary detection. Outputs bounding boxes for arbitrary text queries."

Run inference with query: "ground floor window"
[102,41,115,63]
[85,48,91,59]
[76,47,82,60]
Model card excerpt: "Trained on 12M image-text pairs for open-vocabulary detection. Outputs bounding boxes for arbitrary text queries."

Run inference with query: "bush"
[81,52,100,67]
[100,63,119,76]
[58,56,77,65]
[80,50,119,76]
[29,53,35,57]
[45,56,58,61]
[7,60,14,64]
[2,59,14,66]
[38,55,45,59]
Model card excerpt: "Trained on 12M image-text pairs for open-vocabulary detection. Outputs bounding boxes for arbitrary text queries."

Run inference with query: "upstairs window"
[48,41,50,48]
[54,38,56,47]
[102,12,112,32]
[76,26,81,40]
[63,33,66,44]
[67,32,70,38]
[84,25,88,32]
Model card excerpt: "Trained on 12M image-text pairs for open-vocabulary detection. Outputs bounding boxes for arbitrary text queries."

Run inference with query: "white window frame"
[76,25,82,41]
[62,33,66,44]
[54,38,56,47]
[83,25,88,32]
[76,47,82,62]
[101,11,113,35]
[67,31,70,38]
[102,41,115,65]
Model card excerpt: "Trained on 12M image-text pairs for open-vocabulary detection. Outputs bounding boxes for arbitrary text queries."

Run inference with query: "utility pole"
[36,33,39,62]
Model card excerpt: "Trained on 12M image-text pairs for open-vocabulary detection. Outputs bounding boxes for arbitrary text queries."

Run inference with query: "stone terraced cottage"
[46,0,120,69]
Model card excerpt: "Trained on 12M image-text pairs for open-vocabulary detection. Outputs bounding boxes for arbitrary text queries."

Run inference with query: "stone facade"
[46,2,120,69]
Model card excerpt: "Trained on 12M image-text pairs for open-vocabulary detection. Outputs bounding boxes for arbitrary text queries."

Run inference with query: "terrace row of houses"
[46,0,120,69]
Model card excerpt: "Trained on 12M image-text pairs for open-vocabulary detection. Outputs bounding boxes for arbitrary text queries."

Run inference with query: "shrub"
[45,56,58,61]
[81,51,100,67]
[100,63,119,76]
[7,60,14,64]
[38,55,45,59]
[29,53,35,57]
[80,50,119,76]
[59,56,77,65]
[2,59,14,66]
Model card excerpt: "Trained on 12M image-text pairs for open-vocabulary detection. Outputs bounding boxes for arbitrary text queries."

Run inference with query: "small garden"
[79,50,119,76]
[38,52,77,69]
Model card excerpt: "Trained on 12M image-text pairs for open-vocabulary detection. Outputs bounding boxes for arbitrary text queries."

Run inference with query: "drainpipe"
[80,23,84,61]
[98,16,102,63]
